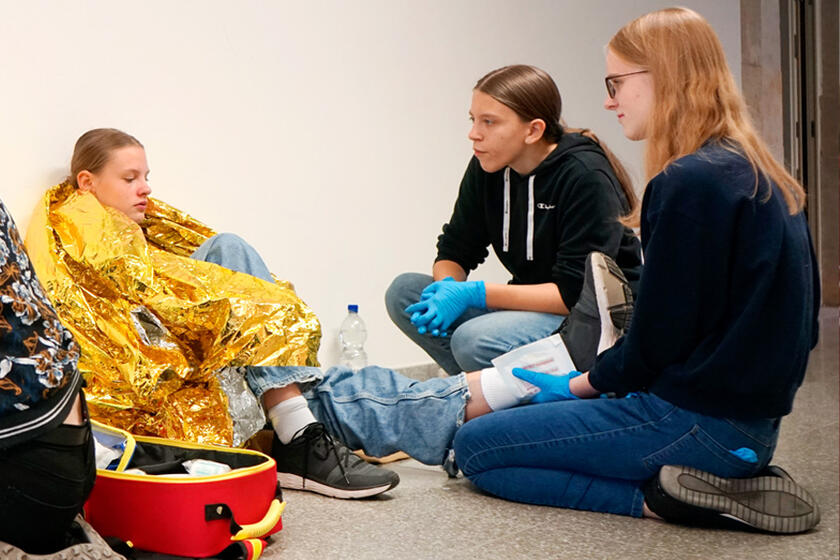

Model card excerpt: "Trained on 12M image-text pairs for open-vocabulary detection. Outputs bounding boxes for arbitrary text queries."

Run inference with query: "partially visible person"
[450,7,821,533]
[386,64,640,375]
[0,199,112,554]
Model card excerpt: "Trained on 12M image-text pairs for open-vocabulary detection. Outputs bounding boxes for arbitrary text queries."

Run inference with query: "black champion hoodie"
[436,132,642,308]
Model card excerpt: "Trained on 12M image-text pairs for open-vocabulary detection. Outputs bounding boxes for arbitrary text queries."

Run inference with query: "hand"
[405,280,486,335]
[512,368,583,403]
[420,276,455,301]
[412,277,456,336]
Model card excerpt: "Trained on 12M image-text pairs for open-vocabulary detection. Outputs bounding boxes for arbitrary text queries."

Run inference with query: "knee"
[452,420,482,477]
[385,272,431,317]
[450,322,494,371]
[199,232,250,258]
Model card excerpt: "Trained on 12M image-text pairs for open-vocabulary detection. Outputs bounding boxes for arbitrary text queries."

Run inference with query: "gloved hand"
[512,368,583,403]
[419,276,455,300]
[405,279,486,336]
[415,277,457,336]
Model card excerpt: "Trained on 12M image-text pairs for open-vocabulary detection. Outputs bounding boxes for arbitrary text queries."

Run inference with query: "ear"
[76,170,94,192]
[524,119,547,145]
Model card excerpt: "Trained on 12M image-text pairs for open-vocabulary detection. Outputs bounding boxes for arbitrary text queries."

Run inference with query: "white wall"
[0,0,740,368]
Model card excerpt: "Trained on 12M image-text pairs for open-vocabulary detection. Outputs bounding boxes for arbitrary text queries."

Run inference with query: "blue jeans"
[191,233,324,399]
[385,272,565,374]
[453,392,780,517]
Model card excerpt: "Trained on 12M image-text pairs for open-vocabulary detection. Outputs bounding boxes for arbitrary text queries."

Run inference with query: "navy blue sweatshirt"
[436,132,642,309]
[589,143,820,419]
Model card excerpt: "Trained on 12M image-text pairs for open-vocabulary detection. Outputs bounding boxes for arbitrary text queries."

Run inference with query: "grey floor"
[266,308,839,560]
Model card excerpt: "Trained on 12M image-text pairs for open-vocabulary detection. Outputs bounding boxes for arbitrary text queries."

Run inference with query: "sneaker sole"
[659,465,821,534]
[277,472,396,499]
[590,252,632,354]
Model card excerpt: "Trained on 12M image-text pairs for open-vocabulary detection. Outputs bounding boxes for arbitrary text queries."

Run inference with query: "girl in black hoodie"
[386,64,641,375]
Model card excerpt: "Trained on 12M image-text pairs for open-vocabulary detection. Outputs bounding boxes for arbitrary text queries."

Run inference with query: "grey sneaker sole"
[590,252,633,354]
[277,472,396,499]
[659,465,821,534]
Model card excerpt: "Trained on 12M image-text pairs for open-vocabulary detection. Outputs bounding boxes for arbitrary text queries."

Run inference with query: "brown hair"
[609,7,805,225]
[66,128,143,187]
[475,65,638,218]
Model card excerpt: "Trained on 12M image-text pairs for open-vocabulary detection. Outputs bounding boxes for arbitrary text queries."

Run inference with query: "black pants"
[0,419,96,553]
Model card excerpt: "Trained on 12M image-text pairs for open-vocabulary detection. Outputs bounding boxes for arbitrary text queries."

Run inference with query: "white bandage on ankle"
[479,367,523,411]
[267,395,318,444]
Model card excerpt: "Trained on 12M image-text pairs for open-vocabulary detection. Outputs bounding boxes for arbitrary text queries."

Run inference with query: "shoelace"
[300,423,352,485]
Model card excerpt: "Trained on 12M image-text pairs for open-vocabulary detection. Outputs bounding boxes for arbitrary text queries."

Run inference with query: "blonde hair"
[609,7,805,226]
[476,65,637,217]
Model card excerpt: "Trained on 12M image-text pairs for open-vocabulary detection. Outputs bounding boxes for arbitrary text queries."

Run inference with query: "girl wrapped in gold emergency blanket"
[25,182,321,445]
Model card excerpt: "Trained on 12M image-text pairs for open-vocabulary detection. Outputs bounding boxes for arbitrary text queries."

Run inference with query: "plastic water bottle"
[339,304,368,370]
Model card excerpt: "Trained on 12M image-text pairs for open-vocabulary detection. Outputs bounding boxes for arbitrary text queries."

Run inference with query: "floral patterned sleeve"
[0,200,79,418]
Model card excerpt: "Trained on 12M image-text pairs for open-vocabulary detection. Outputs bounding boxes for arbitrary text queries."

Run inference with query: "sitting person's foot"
[554,251,634,371]
[272,423,400,499]
[644,465,820,534]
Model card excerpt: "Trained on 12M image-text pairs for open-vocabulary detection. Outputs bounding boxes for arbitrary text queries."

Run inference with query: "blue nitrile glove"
[729,447,758,463]
[405,280,486,335]
[420,276,455,300]
[512,368,583,403]
[411,277,456,336]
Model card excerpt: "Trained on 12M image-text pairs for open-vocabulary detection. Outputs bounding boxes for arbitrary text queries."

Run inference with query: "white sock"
[267,396,318,444]
[479,367,526,411]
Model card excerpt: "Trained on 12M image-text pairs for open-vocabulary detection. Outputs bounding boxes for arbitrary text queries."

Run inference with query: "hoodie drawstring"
[526,175,534,261]
[502,168,535,261]
[503,167,510,253]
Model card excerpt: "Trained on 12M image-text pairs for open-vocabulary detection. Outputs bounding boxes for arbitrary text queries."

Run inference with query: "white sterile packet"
[490,334,576,400]
[182,459,232,476]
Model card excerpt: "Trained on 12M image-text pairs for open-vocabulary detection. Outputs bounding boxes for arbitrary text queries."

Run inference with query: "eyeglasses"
[604,70,649,99]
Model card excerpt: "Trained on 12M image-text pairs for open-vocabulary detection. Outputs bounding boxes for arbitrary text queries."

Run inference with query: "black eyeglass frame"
[604,70,649,99]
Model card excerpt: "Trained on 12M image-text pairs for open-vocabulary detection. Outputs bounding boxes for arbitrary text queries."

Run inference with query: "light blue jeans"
[385,272,565,375]
[191,234,470,465]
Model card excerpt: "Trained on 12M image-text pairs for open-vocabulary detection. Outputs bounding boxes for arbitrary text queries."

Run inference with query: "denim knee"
[451,416,481,476]
[195,232,250,260]
[449,321,496,371]
[385,272,431,324]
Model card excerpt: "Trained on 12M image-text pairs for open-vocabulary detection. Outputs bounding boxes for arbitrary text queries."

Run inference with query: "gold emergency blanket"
[25,183,321,445]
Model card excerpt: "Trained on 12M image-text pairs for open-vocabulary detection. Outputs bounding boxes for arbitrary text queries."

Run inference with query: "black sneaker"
[555,252,634,371]
[272,423,400,499]
[645,465,820,534]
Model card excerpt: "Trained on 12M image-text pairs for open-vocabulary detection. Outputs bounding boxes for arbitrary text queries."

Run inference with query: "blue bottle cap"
[348,304,359,313]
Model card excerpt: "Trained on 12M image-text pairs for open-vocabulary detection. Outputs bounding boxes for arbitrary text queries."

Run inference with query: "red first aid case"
[85,421,284,559]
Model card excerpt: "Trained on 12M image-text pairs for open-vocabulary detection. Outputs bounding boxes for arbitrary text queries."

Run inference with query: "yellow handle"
[231,499,285,541]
